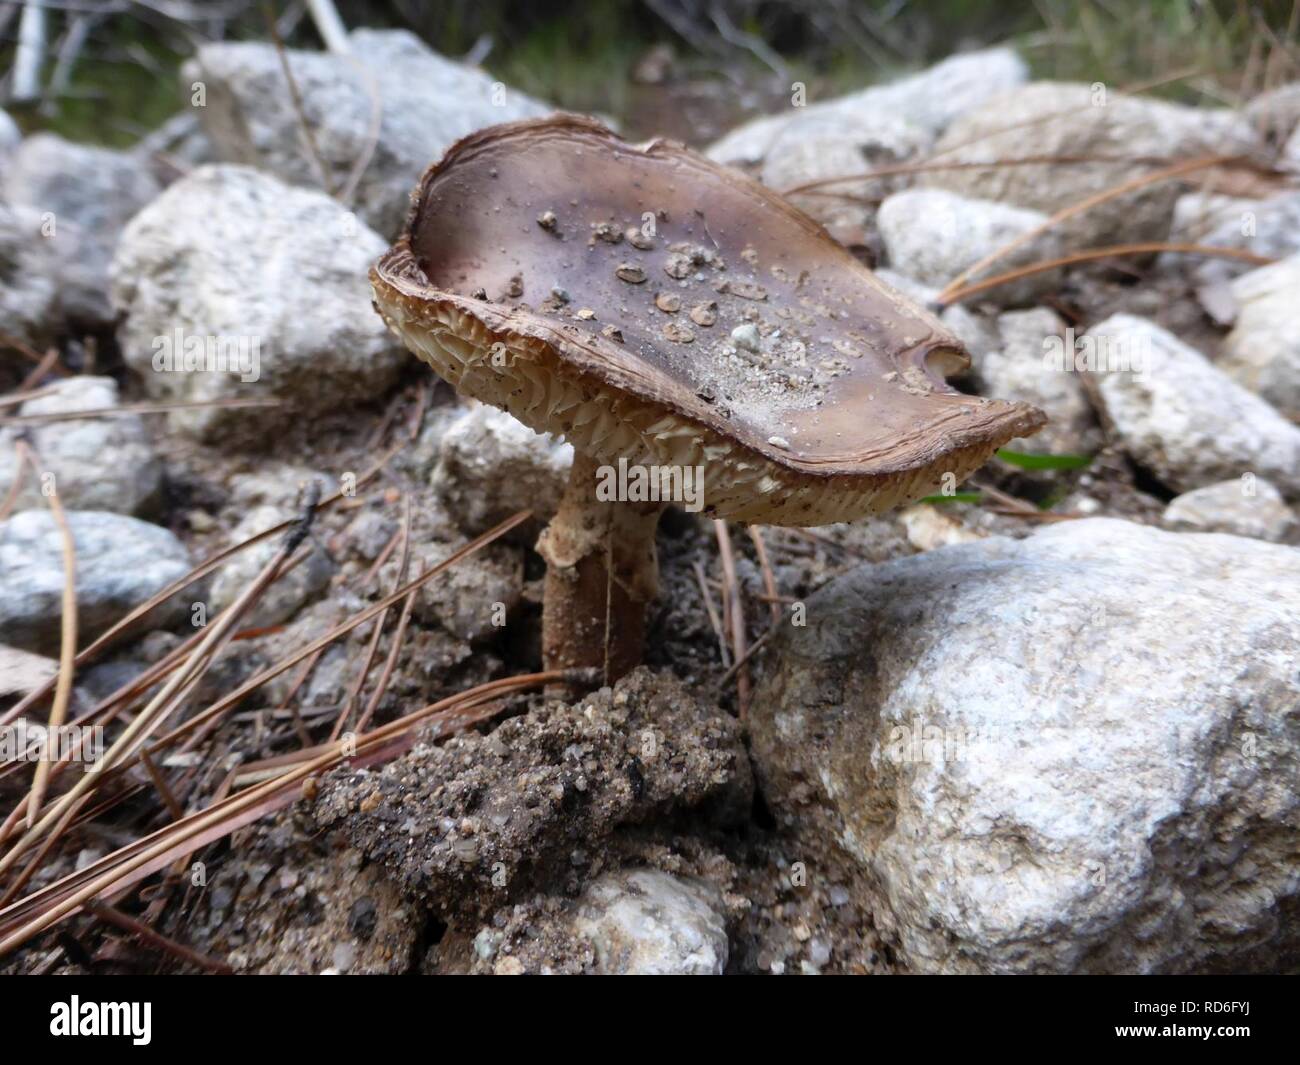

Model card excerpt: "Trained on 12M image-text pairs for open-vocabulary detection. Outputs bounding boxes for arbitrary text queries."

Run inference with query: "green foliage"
[996,449,1094,471]
[921,492,984,504]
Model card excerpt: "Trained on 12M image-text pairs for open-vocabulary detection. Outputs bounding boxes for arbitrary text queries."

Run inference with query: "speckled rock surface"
[922,82,1260,246]
[187,29,550,236]
[1088,314,1300,496]
[208,504,334,629]
[1221,254,1300,420]
[0,201,62,346]
[431,404,573,533]
[749,518,1300,974]
[878,189,1062,305]
[573,867,729,974]
[110,164,405,441]
[707,48,1026,167]
[1162,478,1297,543]
[0,509,192,653]
[0,377,162,516]
[974,308,1100,455]
[2,133,160,327]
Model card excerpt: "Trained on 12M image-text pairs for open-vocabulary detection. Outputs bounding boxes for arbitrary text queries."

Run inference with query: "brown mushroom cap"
[371,115,1045,525]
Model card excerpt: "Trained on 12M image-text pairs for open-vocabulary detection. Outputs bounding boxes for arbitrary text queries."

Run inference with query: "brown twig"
[936,154,1243,303]
[0,669,588,956]
[748,526,781,627]
[262,0,336,196]
[0,437,408,731]
[84,900,233,974]
[17,442,76,830]
[692,558,730,668]
[713,521,749,719]
[0,397,282,427]
[936,241,1275,306]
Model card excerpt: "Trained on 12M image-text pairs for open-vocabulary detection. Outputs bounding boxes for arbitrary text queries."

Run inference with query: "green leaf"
[996,449,1093,471]
[921,492,983,504]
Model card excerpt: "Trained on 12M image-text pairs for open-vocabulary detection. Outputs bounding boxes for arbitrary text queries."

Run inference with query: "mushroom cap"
[371,115,1045,525]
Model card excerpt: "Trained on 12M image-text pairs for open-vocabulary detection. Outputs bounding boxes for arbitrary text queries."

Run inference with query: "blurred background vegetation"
[2,0,1298,147]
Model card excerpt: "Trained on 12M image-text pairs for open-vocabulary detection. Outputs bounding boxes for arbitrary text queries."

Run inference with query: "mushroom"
[370,116,1045,681]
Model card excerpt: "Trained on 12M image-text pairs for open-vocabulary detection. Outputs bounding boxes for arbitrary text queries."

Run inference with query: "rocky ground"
[2,30,1299,975]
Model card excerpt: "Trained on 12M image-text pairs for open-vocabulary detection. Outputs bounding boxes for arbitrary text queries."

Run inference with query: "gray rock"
[877,188,1061,305]
[1162,478,1297,542]
[431,404,573,533]
[1167,191,1259,244]
[1284,123,1300,174]
[1088,314,1300,496]
[573,869,729,975]
[1160,190,1300,291]
[208,505,333,629]
[0,377,162,515]
[0,201,62,346]
[758,111,929,247]
[409,540,522,643]
[189,28,551,237]
[1221,254,1300,419]
[749,517,1300,974]
[110,164,405,441]
[0,510,191,653]
[708,48,1026,168]
[3,133,160,328]
[923,83,1261,246]
[1245,82,1300,143]
[975,308,1100,454]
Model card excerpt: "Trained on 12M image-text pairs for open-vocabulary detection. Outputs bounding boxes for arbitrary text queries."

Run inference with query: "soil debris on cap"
[690,301,719,327]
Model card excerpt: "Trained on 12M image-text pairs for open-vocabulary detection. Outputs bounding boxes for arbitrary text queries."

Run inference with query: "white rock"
[1162,478,1297,542]
[1221,253,1300,419]
[209,505,333,629]
[1283,122,1300,174]
[431,405,572,532]
[1088,314,1300,496]
[750,517,1300,973]
[189,29,550,237]
[573,868,729,975]
[923,83,1261,246]
[758,111,930,247]
[877,188,1061,305]
[3,134,160,328]
[977,308,1100,454]
[0,377,162,515]
[111,164,405,441]
[0,201,62,346]
[1160,189,1300,291]
[0,510,191,653]
[409,540,522,643]
[1246,82,1300,143]
[708,48,1026,167]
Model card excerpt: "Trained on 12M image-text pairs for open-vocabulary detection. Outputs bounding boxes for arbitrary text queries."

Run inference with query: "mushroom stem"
[537,452,666,683]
